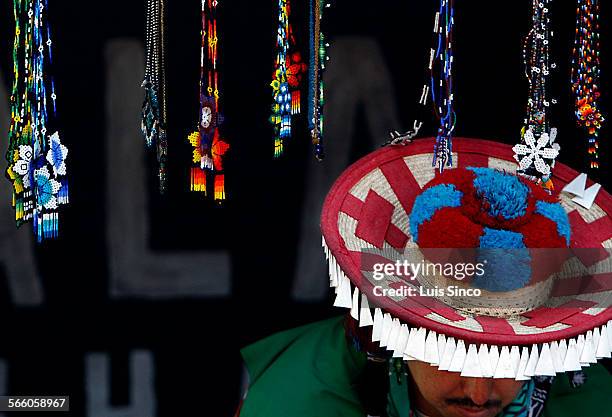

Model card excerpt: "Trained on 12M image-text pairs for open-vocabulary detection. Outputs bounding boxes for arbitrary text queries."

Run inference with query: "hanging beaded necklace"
[430,0,456,173]
[513,0,560,191]
[141,0,168,193]
[386,8,445,147]
[571,0,605,169]
[309,0,330,161]
[6,0,69,242]
[523,0,555,136]
[270,0,306,158]
[188,0,229,202]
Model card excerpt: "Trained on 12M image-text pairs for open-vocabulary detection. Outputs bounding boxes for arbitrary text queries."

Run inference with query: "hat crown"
[410,167,570,250]
[406,167,573,316]
[467,167,531,228]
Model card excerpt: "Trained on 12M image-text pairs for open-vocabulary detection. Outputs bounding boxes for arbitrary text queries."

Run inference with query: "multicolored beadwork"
[6,0,69,242]
[429,0,456,173]
[141,0,168,192]
[514,0,559,190]
[271,0,306,158]
[309,0,330,161]
[188,0,229,202]
[572,0,605,169]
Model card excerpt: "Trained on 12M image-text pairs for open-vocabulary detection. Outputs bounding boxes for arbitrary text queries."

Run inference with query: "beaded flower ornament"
[6,0,69,242]
[571,0,605,169]
[188,0,229,202]
[271,0,306,158]
[141,0,169,193]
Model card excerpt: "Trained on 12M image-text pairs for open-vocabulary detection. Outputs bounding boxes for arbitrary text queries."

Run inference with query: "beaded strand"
[571,0,605,169]
[513,0,560,191]
[430,0,456,173]
[309,0,330,161]
[141,0,168,193]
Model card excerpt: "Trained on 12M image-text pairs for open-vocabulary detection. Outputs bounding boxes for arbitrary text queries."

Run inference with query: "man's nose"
[462,378,494,406]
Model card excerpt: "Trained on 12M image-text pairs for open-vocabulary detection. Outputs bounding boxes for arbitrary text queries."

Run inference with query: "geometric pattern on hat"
[321,138,612,378]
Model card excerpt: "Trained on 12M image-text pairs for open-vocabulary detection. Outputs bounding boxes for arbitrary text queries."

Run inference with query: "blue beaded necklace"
[430,0,457,173]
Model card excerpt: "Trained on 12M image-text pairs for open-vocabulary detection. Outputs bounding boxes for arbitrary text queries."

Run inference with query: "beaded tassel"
[141,0,168,193]
[430,0,456,173]
[572,0,605,169]
[214,174,225,201]
[58,178,69,205]
[291,90,301,115]
[40,212,58,241]
[309,0,330,161]
[188,0,229,202]
[271,0,306,158]
[190,167,207,193]
[6,0,69,242]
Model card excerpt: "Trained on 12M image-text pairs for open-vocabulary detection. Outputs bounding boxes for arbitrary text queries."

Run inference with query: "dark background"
[0,1,610,416]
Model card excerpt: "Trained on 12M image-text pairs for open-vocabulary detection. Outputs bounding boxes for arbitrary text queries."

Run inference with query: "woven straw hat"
[320,137,612,379]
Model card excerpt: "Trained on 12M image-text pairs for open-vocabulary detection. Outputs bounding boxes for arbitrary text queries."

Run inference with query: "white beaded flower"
[13,145,34,188]
[513,128,560,176]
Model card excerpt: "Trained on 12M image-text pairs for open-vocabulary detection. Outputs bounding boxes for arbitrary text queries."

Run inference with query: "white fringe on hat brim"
[322,236,612,380]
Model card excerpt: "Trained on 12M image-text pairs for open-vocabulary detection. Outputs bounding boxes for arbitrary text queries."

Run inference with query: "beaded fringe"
[191,168,207,194]
[214,174,225,202]
[274,138,283,159]
[291,90,301,115]
[34,212,59,243]
[58,178,70,205]
[14,196,24,221]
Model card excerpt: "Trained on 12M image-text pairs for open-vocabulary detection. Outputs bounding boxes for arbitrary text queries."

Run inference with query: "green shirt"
[239,316,611,417]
